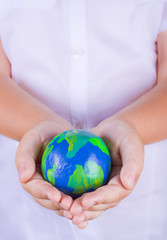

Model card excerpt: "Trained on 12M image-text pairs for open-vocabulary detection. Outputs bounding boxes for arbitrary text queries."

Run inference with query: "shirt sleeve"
[159,1,167,34]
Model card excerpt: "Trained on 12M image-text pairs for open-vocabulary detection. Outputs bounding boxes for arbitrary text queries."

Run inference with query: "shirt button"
[73,48,85,58]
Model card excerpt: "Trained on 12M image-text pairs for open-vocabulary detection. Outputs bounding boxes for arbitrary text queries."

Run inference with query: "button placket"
[69,0,88,130]
[73,47,85,58]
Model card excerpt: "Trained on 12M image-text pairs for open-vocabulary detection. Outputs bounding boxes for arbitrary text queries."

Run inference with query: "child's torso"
[0,0,164,129]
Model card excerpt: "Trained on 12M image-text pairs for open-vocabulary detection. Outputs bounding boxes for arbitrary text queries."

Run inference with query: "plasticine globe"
[41,129,112,199]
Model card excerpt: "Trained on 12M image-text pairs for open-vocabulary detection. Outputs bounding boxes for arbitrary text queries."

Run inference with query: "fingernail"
[63,211,73,219]
[128,175,136,189]
[19,166,26,178]
[60,203,65,210]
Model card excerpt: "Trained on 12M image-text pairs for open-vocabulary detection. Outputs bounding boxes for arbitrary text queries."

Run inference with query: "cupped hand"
[15,119,74,216]
[67,119,144,229]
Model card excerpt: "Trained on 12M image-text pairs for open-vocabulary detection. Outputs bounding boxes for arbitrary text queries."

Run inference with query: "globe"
[41,129,112,199]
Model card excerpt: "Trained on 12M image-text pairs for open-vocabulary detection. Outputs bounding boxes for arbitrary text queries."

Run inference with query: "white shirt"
[0,1,167,239]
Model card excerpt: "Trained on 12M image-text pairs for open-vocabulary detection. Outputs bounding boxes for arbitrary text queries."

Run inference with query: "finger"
[72,210,103,225]
[70,194,120,215]
[22,171,73,210]
[70,175,125,215]
[15,129,42,183]
[22,172,61,201]
[77,221,88,229]
[120,131,144,190]
[59,193,73,211]
[63,210,73,220]
[81,177,130,209]
[83,201,120,211]
[71,201,120,215]
[69,196,84,216]
[34,197,62,211]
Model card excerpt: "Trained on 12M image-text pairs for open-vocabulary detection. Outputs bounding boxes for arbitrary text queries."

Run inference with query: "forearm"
[111,81,167,144]
[109,32,167,145]
[0,72,71,141]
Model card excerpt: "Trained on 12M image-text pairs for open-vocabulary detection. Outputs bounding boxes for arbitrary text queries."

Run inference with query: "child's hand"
[15,120,74,216]
[68,119,144,229]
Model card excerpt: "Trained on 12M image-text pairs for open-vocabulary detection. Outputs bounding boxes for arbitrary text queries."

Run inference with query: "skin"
[0,30,167,229]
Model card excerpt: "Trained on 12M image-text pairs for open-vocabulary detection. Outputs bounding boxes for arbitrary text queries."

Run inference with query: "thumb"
[120,134,144,190]
[15,130,41,183]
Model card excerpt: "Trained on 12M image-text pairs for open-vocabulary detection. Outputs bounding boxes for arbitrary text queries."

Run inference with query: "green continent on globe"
[66,135,90,158]
[89,138,110,156]
[57,130,89,158]
[47,162,58,186]
[41,144,54,180]
[68,160,104,195]
[54,130,110,159]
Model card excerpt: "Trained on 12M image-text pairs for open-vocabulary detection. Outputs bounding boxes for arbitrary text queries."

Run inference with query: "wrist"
[92,116,144,147]
[11,111,73,141]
